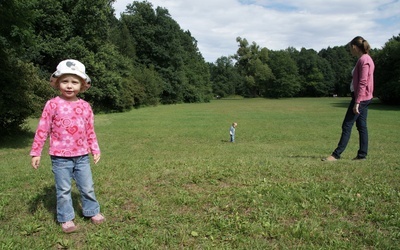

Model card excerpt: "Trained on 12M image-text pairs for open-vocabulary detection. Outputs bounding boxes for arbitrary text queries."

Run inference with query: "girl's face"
[58,74,82,101]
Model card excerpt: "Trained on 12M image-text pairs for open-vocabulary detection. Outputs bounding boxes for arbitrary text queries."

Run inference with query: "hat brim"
[49,70,91,91]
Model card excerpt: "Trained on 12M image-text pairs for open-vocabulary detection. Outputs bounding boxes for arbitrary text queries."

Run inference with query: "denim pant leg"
[332,99,358,159]
[73,155,100,217]
[51,156,76,223]
[355,99,371,158]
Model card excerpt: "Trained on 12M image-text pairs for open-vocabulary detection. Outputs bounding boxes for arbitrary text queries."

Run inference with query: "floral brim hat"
[49,59,91,91]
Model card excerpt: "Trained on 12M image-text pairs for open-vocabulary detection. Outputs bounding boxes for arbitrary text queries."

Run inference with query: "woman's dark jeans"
[332,94,372,159]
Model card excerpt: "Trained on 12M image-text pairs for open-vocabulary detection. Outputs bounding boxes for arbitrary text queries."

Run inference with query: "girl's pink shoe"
[91,213,105,224]
[61,221,77,233]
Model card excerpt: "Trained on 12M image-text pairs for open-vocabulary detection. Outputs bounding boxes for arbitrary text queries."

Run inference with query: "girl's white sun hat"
[50,59,91,91]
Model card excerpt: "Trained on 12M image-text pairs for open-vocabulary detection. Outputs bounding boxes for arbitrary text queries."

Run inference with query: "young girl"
[230,122,237,142]
[323,36,375,161]
[30,59,105,233]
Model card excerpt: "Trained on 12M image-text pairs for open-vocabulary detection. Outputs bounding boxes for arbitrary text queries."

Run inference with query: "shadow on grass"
[289,155,322,159]
[0,130,35,149]
[330,98,400,111]
[28,185,82,222]
[221,139,234,143]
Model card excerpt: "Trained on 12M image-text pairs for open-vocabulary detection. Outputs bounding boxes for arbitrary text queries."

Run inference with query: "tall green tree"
[267,50,300,98]
[209,56,242,97]
[319,46,355,96]
[31,0,152,111]
[179,30,212,102]
[233,37,273,97]
[110,21,137,60]
[70,0,115,52]
[133,65,163,106]
[32,0,116,70]
[292,48,334,97]
[0,0,52,135]
[121,1,210,104]
[374,34,400,104]
[83,43,141,112]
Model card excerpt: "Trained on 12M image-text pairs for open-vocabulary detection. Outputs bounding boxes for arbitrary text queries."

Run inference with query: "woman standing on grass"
[30,59,105,233]
[323,36,375,161]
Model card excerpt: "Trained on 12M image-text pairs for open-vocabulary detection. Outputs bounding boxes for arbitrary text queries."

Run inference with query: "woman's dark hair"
[350,36,371,54]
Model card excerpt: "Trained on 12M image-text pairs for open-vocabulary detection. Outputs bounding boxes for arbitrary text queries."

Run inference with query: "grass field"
[1,97,399,249]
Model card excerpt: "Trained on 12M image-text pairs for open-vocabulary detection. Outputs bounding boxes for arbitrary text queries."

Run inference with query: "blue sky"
[113,0,400,62]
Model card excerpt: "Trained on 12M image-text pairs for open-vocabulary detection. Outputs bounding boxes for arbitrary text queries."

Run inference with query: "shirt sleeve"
[355,57,371,104]
[86,104,101,155]
[30,101,53,156]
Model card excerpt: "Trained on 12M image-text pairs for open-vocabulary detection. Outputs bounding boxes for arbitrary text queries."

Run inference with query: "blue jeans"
[51,155,100,222]
[332,94,372,159]
[230,134,235,142]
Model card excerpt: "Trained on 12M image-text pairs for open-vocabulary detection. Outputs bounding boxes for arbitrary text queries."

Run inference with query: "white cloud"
[113,0,400,62]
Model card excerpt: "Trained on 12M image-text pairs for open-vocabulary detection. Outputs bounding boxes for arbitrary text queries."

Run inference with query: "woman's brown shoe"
[322,155,337,162]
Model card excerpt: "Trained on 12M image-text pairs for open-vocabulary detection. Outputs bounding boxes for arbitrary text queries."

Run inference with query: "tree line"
[1,0,399,135]
[211,36,400,102]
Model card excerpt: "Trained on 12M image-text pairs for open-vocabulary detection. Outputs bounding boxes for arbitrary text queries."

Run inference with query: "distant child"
[30,59,105,233]
[229,122,237,142]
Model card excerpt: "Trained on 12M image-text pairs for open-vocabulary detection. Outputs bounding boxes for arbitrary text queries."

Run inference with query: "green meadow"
[1,97,399,249]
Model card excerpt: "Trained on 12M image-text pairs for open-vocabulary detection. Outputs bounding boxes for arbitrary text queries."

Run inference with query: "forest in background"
[1,0,399,135]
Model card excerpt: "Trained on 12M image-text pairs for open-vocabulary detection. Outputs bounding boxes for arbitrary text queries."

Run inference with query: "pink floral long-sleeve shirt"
[30,96,100,157]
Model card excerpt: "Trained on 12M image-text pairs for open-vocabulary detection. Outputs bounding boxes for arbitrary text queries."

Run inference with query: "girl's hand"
[93,154,101,164]
[31,156,41,169]
[353,103,360,114]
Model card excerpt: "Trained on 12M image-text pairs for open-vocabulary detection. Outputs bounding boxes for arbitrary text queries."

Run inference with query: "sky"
[112,0,400,62]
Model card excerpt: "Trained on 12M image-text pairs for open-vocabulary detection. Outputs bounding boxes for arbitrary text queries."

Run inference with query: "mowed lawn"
[1,97,399,249]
